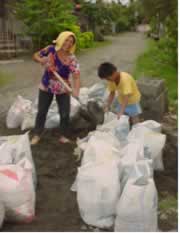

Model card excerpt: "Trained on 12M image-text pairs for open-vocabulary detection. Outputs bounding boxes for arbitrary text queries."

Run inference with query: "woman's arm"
[72,73,80,97]
[33,46,50,65]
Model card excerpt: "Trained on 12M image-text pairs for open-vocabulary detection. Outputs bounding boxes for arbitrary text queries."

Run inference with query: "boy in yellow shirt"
[98,62,142,124]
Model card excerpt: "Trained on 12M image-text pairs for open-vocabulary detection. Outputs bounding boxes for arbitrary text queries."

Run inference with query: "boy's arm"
[117,95,129,119]
[105,91,115,112]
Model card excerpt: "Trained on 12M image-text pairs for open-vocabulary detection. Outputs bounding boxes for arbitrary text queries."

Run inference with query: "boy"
[98,62,142,125]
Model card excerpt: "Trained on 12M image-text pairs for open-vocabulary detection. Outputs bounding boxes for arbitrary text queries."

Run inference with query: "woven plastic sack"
[0,133,36,187]
[0,158,35,223]
[77,160,121,228]
[6,95,32,128]
[81,131,121,166]
[115,178,158,232]
[128,125,166,170]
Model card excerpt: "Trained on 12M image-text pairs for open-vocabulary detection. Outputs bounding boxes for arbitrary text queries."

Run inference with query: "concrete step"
[0,48,28,53]
[0,39,15,43]
[0,43,16,49]
[0,48,29,59]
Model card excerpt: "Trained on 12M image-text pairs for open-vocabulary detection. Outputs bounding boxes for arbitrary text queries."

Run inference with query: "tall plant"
[15,0,77,48]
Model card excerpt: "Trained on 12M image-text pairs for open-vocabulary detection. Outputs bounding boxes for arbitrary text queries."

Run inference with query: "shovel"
[52,70,92,121]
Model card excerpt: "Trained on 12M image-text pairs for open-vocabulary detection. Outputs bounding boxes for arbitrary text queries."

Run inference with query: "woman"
[31,31,80,145]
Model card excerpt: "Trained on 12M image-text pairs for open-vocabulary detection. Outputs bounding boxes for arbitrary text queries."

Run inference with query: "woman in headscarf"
[31,31,80,145]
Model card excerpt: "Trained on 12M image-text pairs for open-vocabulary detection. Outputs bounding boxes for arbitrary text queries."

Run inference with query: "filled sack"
[77,160,121,228]
[6,96,32,128]
[0,158,35,223]
[115,160,158,232]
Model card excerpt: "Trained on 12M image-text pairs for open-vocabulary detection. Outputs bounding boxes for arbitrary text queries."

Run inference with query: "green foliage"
[80,1,135,35]
[15,0,77,48]
[108,3,134,32]
[0,71,13,87]
[14,0,95,50]
[159,196,177,211]
[78,31,94,48]
[80,0,110,31]
[133,39,177,105]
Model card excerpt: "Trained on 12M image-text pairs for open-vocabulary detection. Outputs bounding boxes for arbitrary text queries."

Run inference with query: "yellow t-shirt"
[107,72,141,104]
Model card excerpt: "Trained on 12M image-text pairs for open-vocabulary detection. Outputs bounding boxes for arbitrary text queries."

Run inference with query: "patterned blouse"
[38,45,80,95]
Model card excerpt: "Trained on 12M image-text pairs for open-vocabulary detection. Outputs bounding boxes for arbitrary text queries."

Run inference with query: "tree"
[15,0,77,48]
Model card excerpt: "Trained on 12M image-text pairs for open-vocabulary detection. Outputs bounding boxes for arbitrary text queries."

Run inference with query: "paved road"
[0,32,146,117]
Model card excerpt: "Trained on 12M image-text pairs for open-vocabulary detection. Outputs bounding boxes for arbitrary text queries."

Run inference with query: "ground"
[0,32,177,231]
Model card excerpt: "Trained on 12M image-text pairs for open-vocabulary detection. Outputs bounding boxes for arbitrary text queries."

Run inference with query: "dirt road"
[0,32,146,117]
[0,32,177,232]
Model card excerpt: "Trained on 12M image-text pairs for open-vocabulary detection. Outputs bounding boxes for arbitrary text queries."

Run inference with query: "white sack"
[21,108,36,131]
[79,87,89,105]
[81,131,122,166]
[115,177,158,232]
[120,140,145,190]
[87,83,106,99]
[0,133,36,187]
[103,112,116,124]
[128,125,166,170]
[77,160,121,228]
[45,114,60,128]
[136,120,162,133]
[6,96,32,128]
[0,158,35,223]
[70,96,81,118]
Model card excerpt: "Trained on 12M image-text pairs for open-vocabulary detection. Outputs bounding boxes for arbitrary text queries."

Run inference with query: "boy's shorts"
[112,99,142,117]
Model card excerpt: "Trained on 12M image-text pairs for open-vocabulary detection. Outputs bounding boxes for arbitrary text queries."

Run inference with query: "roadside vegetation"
[12,0,136,50]
[133,0,177,107]
[0,71,13,87]
[133,39,177,106]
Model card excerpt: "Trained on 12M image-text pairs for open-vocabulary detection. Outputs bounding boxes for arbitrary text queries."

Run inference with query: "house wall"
[0,0,26,34]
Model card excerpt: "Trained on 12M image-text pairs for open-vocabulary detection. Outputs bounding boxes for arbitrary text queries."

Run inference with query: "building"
[0,0,31,59]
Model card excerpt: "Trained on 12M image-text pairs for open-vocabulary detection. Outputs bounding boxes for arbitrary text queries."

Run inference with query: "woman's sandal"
[59,136,71,144]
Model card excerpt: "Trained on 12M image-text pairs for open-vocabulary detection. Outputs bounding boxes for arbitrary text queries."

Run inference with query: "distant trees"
[139,0,177,66]
[14,0,77,47]
[12,0,96,50]
[79,0,136,38]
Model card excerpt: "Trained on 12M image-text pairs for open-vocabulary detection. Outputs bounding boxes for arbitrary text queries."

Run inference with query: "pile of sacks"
[72,113,166,231]
[6,83,107,131]
[0,133,36,229]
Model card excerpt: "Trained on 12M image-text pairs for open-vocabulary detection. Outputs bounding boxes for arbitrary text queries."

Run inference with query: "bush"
[77,31,94,49]
[13,1,95,51]
[133,39,177,106]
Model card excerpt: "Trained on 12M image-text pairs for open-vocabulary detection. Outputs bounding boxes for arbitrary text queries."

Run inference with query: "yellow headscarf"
[52,31,76,54]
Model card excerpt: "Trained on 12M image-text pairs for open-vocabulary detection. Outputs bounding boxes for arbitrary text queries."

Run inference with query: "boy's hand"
[104,104,110,113]
[117,112,123,119]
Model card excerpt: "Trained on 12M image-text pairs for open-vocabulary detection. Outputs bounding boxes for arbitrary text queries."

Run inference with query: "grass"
[133,39,178,107]
[159,195,177,212]
[0,71,13,87]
